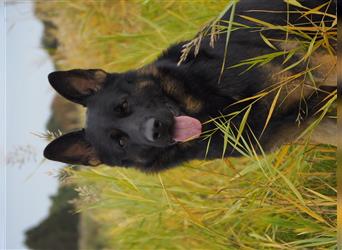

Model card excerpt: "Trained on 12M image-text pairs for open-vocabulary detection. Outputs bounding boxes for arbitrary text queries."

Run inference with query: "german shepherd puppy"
[44,0,337,172]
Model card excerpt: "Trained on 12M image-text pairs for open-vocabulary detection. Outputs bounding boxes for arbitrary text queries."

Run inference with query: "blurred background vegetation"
[27,1,336,249]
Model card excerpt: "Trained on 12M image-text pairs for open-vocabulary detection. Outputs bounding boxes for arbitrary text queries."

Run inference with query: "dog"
[44,0,337,172]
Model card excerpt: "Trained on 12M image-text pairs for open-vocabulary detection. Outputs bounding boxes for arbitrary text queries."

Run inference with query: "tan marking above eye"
[161,79,178,94]
[88,158,101,166]
[159,77,202,113]
[137,80,153,89]
[137,64,159,77]
[138,65,202,113]
[184,96,203,113]
[93,70,107,83]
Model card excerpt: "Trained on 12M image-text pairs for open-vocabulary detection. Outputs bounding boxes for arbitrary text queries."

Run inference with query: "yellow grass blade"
[234,105,252,147]
[239,15,277,29]
[218,0,237,84]
[260,33,277,50]
[158,174,172,209]
[300,2,329,17]
[284,0,304,8]
[229,92,267,106]
[273,145,290,169]
[274,190,329,225]
[261,86,282,136]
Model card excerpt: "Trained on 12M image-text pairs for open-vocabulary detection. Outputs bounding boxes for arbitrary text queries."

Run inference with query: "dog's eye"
[110,133,128,148]
[118,136,127,148]
[114,100,128,115]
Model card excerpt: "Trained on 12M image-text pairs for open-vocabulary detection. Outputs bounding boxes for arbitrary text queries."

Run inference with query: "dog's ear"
[43,130,101,166]
[48,69,108,106]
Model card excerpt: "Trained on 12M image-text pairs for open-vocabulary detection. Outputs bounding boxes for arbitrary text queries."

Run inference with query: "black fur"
[44,0,336,172]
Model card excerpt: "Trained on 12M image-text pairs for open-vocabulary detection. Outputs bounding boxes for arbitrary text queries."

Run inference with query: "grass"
[35,0,337,249]
[35,0,228,72]
[63,145,336,249]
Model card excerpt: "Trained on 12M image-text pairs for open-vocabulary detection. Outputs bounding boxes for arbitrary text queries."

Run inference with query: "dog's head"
[44,69,202,171]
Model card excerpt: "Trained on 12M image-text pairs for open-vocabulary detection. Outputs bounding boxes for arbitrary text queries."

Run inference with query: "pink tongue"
[173,116,202,142]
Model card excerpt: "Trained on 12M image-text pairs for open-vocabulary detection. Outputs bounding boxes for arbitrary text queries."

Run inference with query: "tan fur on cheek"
[137,64,159,77]
[184,96,203,113]
[137,80,154,89]
[159,77,203,113]
[161,79,178,95]
[138,64,203,113]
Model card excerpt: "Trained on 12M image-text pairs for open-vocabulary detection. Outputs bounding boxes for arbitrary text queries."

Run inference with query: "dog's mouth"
[172,116,202,142]
[165,101,202,142]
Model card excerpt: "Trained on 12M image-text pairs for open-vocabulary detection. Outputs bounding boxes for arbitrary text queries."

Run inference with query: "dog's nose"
[143,118,167,142]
